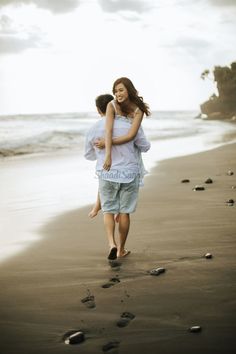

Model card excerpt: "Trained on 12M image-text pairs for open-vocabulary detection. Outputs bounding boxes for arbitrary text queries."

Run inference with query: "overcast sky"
[0,0,235,114]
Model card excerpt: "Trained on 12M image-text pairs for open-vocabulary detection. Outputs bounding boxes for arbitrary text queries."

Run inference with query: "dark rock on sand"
[64,330,85,345]
[102,340,120,352]
[227,170,234,176]
[205,253,213,259]
[181,179,190,183]
[189,326,202,333]
[150,267,166,276]
[193,185,205,191]
[226,199,234,206]
[117,312,135,328]
[205,178,213,184]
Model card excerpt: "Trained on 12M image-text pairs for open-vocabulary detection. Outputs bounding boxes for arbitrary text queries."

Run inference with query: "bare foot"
[88,208,99,218]
[117,249,131,258]
[107,247,117,260]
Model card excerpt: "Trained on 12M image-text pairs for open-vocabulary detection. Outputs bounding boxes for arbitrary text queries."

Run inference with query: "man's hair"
[95,94,114,114]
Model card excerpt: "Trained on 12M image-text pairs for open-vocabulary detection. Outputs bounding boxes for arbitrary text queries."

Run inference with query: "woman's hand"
[94,138,105,149]
[103,154,112,171]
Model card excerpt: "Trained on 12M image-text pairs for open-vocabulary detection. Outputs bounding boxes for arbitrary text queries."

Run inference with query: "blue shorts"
[99,175,140,214]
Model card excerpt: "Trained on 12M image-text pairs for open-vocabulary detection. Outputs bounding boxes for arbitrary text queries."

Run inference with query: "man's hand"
[103,154,112,171]
[94,138,105,149]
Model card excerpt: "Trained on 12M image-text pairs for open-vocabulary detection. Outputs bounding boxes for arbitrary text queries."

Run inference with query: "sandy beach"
[0,142,235,354]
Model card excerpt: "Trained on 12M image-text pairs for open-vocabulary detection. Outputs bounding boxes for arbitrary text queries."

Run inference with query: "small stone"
[205,253,213,259]
[189,326,202,333]
[227,170,234,176]
[231,186,236,189]
[193,185,205,191]
[226,199,234,206]
[66,331,85,345]
[150,267,166,276]
[205,178,213,184]
[181,179,190,183]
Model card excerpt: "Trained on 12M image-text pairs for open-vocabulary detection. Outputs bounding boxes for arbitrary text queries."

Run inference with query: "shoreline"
[1,133,236,264]
[0,142,235,354]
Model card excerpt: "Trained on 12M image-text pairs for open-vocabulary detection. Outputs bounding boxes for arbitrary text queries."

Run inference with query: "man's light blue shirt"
[84,117,150,183]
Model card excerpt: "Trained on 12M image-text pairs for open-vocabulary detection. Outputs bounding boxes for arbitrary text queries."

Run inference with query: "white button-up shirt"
[84,117,151,183]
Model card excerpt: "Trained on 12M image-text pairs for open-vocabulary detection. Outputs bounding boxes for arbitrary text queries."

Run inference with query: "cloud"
[98,0,154,13]
[0,33,45,53]
[0,0,80,14]
[0,14,15,34]
[176,37,210,50]
[0,14,47,54]
[208,0,236,6]
[119,12,142,22]
[162,36,212,58]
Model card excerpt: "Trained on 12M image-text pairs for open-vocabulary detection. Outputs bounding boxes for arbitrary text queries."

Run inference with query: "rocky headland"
[200,61,236,121]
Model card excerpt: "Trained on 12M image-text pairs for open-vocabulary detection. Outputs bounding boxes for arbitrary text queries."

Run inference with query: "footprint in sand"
[120,290,131,303]
[102,277,120,289]
[81,291,96,309]
[109,260,122,269]
[116,312,135,328]
[102,340,120,353]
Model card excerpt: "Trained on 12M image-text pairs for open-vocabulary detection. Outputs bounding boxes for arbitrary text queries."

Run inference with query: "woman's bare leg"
[88,191,101,218]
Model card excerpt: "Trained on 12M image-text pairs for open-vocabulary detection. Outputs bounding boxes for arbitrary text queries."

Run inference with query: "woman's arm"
[103,101,115,170]
[113,109,144,145]
[95,109,144,149]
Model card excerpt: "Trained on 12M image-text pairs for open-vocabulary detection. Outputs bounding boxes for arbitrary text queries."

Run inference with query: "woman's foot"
[88,207,99,218]
[117,249,131,258]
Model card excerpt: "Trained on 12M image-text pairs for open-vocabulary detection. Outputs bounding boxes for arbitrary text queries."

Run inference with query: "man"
[84,94,150,260]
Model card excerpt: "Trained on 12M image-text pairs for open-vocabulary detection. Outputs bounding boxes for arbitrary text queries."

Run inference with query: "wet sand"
[0,143,235,354]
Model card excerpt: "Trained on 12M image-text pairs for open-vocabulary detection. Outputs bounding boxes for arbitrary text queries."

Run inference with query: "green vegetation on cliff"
[200,61,236,119]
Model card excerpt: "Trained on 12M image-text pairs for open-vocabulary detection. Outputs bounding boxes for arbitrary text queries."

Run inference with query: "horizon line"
[0,108,200,117]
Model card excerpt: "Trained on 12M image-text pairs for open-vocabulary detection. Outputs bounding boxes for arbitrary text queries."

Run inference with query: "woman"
[89,77,150,219]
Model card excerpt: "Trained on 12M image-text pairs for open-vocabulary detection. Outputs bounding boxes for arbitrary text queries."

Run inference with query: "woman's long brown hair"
[112,77,150,116]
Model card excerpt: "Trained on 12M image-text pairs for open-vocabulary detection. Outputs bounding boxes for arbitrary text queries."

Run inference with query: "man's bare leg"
[117,213,130,257]
[103,213,117,259]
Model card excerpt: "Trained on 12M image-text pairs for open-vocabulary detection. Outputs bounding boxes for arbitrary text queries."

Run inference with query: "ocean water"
[1,111,236,263]
[1,110,236,159]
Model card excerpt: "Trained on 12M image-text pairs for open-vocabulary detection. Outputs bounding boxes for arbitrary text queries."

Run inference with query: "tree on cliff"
[200,61,236,118]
